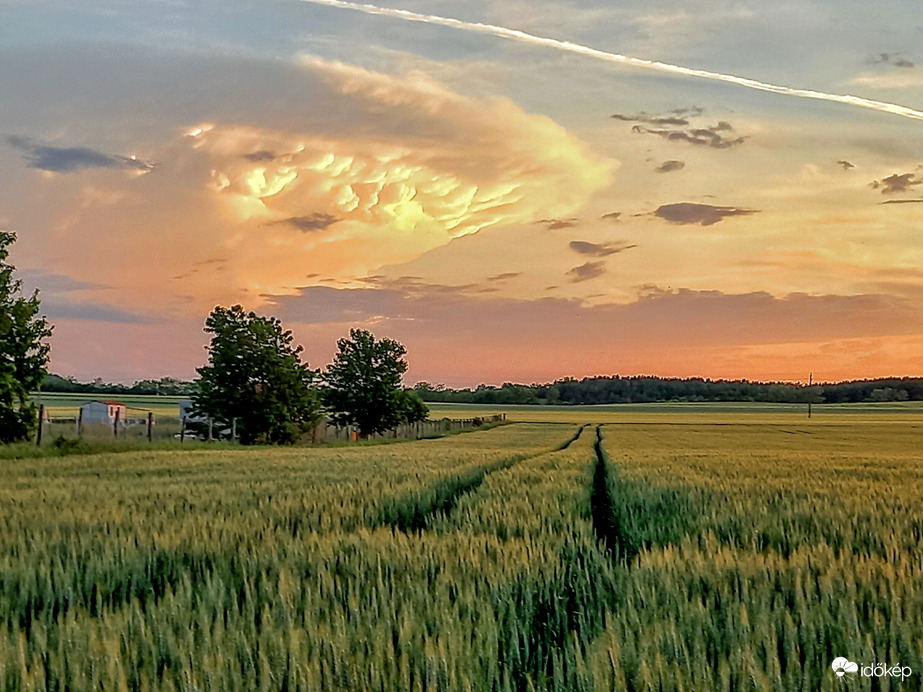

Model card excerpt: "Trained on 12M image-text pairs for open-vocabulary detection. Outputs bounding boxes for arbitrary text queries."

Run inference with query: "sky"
[1,0,921,386]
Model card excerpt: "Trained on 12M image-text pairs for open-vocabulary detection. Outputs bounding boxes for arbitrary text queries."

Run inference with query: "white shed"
[80,400,127,425]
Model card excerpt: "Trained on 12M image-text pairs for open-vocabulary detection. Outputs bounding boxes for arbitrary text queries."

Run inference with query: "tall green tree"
[193,305,322,445]
[0,231,53,443]
[322,328,427,437]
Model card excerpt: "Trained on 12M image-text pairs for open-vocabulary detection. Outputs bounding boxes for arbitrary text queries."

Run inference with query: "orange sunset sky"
[1,0,921,386]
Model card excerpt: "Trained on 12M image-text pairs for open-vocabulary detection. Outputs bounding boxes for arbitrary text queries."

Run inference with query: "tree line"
[412,376,923,405]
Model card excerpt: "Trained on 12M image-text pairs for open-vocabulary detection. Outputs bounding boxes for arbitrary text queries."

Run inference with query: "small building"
[179,399,205,422]
[80,400,127,426]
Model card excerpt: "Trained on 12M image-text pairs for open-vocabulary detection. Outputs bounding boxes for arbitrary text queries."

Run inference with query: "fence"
[313,415,507,443]
[34,404,506,446]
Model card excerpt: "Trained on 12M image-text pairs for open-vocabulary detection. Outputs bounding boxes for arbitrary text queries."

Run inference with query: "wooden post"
[113,408,120,438]
[36,404,44,446]
[77,407,83,438]
[231,417,237,442]
[180,416,186,443]
[207,418,213,442]
[147,412,154,442]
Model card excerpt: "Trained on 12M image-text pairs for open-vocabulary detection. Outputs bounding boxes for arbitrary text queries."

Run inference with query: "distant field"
[426,399,923,424]
[1,414,919,690]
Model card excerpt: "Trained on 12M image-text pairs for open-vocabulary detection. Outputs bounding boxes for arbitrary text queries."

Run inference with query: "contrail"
[299,0,923,122]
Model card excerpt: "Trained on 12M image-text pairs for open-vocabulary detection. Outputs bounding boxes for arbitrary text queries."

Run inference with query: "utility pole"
[808,372,813,419]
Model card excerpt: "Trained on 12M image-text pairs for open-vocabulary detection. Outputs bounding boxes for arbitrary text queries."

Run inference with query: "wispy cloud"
[6,136,154,174]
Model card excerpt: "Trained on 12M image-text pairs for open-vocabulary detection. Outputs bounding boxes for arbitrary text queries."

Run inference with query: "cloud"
[869,171,923,194]
[601,212,621,222]
[611,113,689,126]
[567,260,606,282]
[486,272,521,281]
[654,202,758,226]
[6,136,154,174]
[837,160,855,170]
[276,213,340,232]
[569,240,636,257]
[655,160,685,173]
[612,110,745,149]
[242,150,277,162]
[536,218,578,230]
[881,198,923,205]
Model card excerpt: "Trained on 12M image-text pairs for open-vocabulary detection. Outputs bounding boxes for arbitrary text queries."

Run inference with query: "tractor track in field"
[380,424,589,533]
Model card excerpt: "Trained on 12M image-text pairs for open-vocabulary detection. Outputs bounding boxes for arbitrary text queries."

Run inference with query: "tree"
[0,231,53,443]
[192,305,322,444]
[322,328,428,437]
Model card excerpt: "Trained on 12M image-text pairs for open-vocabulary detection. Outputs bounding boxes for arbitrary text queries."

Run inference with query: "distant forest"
[411,377,923,405]
[40,373,922,405]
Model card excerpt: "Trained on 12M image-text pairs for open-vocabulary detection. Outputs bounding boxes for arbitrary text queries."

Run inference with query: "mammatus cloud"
[655,203,758,226]
[567,261,606,282]
[569,240,636,257]
[656,160,685,173]
[6,136,154,174]
[298,0,923,121]
[869,170,923,194]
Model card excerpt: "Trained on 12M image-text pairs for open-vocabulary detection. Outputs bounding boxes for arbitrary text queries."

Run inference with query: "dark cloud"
[242,150,277,162]
[654,203,758,226]
[612,110,744,149]
[567,261,606,283]
[6,136,154,173]
[40,299,156,324]
[837,160,855,170]
[276,213,339,232]
[569,240,636,257]
[870,53,915,68]
[486,272,521,281]
[536,217,578,230]
[655,160,685,173]
[611,113,689,126]
[869,171,923,194]
[633,124,745,149]
[601,212,621,222]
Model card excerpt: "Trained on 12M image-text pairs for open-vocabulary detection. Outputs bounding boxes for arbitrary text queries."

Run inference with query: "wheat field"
[1,412,919,690]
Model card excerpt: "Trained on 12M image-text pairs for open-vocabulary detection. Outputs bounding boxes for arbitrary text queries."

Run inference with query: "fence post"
[180,416,186,443]
[207,418,213,442]
[113,408,120,438]
[77,407,83,438]
[147,412,154,442]
[231,417,237,442]
[36,404,44,446]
